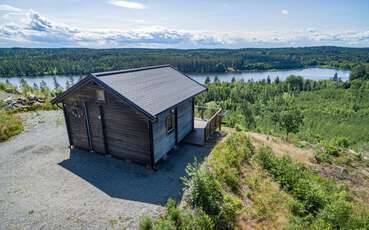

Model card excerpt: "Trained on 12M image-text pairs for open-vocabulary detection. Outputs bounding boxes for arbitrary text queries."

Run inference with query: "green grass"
[256,146,369,229]
[0,110,23,141]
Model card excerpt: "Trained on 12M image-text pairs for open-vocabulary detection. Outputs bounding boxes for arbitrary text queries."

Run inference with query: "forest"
[1,46,369,77]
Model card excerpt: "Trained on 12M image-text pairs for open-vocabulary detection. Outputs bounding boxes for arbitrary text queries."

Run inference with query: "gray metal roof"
[93,65,206,117]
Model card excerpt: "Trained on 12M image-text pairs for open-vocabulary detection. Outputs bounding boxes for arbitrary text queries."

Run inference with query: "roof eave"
[153,87,207,117]
[51,74,93,104]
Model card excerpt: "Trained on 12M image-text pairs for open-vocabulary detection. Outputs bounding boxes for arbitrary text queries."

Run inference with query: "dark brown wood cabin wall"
[103,93,151,164]
[63,82,151,164]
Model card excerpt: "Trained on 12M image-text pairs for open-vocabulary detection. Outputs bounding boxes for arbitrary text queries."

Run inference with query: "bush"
[193,209,214,230]
[256,147,369,228]
[0,111,23,141]
[217,194,242,229]
[292,179,328,215]
[182,161,223,218]
[322,141,340,157]
[332,136,350,148]
[314,151,331,164]
[142,199,215,230]
[208,133,254,193]
[0,82,18,94]
[152,219,175,230]
[139,216,153,230]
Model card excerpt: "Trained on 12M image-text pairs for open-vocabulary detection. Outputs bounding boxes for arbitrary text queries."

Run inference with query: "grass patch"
[256,146,369,229]
[0,110,23,141]
[237,162,293,229]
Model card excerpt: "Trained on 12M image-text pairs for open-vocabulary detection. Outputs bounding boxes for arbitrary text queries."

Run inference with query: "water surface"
[0,68,350,89]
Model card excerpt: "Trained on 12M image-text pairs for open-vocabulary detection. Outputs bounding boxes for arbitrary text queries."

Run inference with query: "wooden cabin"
[52,65,207,168]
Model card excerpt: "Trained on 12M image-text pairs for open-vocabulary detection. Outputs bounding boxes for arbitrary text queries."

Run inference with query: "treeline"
[1,46,369,77]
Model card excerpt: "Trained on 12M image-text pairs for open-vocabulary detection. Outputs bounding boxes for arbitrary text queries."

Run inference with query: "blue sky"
[0,0,368,48]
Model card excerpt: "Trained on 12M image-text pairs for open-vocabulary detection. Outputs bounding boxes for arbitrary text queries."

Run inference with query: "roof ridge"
[92,64,170,77]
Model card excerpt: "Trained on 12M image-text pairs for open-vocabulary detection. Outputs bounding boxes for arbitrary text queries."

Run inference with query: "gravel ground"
[0,110,215,229]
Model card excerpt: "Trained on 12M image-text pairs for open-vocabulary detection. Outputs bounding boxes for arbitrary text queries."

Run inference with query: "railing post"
[219,115,222,131]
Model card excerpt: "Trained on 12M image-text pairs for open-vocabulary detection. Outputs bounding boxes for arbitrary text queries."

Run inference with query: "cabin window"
[96,89,105,102]
[166,114,175,134]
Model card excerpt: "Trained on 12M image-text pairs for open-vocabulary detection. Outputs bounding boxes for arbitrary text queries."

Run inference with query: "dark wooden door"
[65,102,90,150]
[86,103,106,154]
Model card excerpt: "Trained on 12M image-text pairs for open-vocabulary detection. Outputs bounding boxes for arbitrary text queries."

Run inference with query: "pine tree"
[204,76,211,84]
[267,75,271,84]
[53,76,61,90]
[65,80,71,89]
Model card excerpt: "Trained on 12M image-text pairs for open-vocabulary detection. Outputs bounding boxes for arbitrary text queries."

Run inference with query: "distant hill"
[1,46,369,77]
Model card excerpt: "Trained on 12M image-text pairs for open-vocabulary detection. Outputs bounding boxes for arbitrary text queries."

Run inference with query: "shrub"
[208,133,254,193]
[0,82,18,94]
[139,216,153,230]
[194,209,215,230]
[314,151,331,164]
[217,194,242,229]
[165,199,193,228]
[322,141,340,157]
[0,111,23,141]
[152,218,175,230]
[182,161,223,218]
[141,196,216,230]
[256,146,369,228]
[332,136,350,148]
[292,179,328,215]
[256,147,304,192]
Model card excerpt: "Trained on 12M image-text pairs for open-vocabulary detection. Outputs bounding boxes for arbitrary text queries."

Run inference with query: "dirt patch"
[14,145,36,155]
[248,132,315,166]
[32,145,54,155]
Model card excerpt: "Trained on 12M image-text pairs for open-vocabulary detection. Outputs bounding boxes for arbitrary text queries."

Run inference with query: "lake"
[0,68,351,89]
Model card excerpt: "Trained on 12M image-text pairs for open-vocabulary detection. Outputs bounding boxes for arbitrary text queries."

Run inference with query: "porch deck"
[184,106,223,146]
[184,119,207,145]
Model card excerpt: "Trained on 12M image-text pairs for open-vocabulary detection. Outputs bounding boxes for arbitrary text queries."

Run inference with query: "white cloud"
[109,0,145,9]
[0,4,22,13]
[281,9,288,15]
[1,10,369,48]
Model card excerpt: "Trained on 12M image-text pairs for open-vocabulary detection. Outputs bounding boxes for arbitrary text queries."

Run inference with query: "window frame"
[96,89,106,103]
[166,113,175,134]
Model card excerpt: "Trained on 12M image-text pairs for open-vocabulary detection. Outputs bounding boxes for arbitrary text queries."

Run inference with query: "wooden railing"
[204,108,223,143]
[195,106,223,143]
